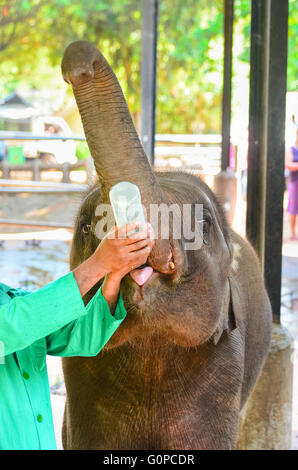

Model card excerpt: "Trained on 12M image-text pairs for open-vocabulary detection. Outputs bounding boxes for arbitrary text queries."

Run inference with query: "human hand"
[93,221,154,278]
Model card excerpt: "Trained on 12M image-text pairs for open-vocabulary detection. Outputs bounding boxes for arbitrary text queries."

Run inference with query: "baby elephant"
[61,41,272,450]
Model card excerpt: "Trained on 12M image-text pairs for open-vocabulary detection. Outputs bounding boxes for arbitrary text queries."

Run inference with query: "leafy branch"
[0,0,49,51]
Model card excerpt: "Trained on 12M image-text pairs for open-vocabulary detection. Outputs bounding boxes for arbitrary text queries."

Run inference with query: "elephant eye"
[82,223,91,235]
[202,218,211,243]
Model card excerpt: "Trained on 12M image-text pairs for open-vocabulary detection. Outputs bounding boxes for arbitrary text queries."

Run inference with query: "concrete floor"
[281,246,298,450]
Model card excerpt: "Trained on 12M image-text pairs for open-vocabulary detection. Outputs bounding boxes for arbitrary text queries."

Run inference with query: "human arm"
[46,223,154,356]
[0,222,153,357]
[46,282,126,357]
[0,273,89,356]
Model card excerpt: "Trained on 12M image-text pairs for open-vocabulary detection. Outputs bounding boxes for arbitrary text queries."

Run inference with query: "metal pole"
[246,0,269,254]
[264,0,289,323]
[246,0,289,323]
[221,0,234,171]
[141,0,159,165]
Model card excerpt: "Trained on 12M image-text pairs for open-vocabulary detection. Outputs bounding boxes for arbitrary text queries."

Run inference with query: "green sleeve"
[46,287,126,357]
[0,273,88,356]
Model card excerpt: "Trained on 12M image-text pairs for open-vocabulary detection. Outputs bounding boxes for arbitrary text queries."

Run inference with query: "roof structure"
[0,91,36,120]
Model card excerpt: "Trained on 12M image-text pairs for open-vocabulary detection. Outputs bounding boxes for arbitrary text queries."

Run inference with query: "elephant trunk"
[62,41,172,272]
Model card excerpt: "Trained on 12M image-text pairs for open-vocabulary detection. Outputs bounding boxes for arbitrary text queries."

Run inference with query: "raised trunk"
[62,41,172,271]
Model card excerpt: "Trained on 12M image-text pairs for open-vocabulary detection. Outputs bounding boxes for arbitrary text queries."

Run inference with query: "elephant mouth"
[129,246,177,287]
[129,266,154,286]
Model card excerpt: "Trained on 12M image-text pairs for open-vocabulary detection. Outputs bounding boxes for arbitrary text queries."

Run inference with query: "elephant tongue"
[130,266,153,286]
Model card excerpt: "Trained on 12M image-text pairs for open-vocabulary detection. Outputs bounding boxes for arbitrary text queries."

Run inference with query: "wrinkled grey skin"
[61,41,272,450]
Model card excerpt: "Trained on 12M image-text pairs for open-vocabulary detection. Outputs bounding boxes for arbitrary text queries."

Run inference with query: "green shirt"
[0,272,126,450]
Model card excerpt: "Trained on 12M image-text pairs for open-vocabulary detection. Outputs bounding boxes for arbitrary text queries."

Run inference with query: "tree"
[0,0,49,51]
[0,0,296,134]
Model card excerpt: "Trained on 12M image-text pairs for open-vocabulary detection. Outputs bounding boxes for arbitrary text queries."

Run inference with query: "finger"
[117,221,140,238]
[126,223,152,244]
[128,238,151,252]
[148,237,154,250]
[107,224,119,239]
[126,230,147,243]
[128,246,151,265]
[127,233,155,255]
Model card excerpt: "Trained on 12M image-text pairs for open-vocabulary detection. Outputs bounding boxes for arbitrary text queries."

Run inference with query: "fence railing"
[0,132,222,143]
[0,133,227,231]
[0,131,85,141]
[0,133,225,182]
[0,158,95,183]
[0,178,88,193]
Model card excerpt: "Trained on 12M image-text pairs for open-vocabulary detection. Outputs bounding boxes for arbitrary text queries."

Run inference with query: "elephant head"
[62,41,234,351]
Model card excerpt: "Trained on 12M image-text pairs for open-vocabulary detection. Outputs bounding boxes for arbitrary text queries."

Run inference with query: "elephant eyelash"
[202,218,211,234]
[196,218,211,245]
[197,218,211,233]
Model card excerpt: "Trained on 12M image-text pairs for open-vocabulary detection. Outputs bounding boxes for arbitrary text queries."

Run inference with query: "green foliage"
[157,0,224,133]
[288,0,298,91]
[75,141,90,160]
[0,0,296,134]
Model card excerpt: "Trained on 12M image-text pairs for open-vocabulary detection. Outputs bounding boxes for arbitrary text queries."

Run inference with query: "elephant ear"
[212,276,240,345]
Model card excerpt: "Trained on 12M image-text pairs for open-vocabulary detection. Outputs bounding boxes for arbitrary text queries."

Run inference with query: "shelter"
[0,91,36,132]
